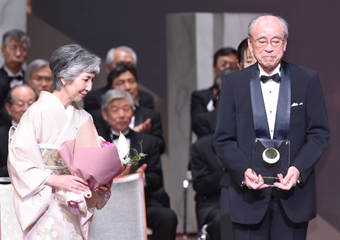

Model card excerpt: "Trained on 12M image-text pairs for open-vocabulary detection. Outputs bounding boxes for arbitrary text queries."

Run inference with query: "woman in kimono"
[8,44,111,239]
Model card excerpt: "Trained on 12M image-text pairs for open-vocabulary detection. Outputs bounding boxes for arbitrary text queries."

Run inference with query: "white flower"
[117,132,129,165]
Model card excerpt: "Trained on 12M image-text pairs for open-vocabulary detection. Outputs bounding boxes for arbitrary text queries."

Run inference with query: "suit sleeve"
[292,72,330,182]
[213,78,251,187]
[191,140,223,196]
[149,111,166,154]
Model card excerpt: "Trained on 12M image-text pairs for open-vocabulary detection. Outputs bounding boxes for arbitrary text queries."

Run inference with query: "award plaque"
[251,138,290,186]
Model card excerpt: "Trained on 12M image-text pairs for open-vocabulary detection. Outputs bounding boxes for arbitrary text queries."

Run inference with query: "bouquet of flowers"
[57,118,122,214]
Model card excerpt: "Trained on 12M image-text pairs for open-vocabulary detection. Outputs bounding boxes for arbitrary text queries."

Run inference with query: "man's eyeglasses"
[7,45,28,53]
[32,76,53,83]
[249,35,285,48]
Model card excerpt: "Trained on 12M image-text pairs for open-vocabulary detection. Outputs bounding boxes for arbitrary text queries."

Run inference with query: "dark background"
[31,0,340,230]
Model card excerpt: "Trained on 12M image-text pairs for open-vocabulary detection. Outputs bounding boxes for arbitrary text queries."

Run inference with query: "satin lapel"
[250,64,270,139]
[273,61,291,139]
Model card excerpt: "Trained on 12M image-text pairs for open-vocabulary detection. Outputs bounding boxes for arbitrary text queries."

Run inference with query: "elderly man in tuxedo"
[0,84,36,177]
[84,46,154,111]
[98,89,177,239]
[213,15,330,240]
[0,29,30,109]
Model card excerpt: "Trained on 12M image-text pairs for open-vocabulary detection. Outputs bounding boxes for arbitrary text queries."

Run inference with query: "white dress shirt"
[259,64,281,139]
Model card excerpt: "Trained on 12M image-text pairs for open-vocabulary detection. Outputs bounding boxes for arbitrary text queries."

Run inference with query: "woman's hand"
[46,174,89,194]
[94,180,112,193]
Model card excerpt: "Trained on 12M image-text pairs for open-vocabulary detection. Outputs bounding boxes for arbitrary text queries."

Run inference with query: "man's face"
[5,86,35,123]
[102,98,134,133]
[112,71,138,100]
[29,66,53,96]
[248,16,287,74]
[1,39,28,73]
[213,54,238,74]
[106,49,135,73]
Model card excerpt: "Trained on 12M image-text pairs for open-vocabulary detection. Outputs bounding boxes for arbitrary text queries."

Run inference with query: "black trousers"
[146,206,178,240]
[232,197,308,240]
[220,187,235,240]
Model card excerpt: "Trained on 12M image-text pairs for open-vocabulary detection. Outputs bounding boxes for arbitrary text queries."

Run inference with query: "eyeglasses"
[7,45,28,53]
[32,76,53,82]
[249,35,285,48]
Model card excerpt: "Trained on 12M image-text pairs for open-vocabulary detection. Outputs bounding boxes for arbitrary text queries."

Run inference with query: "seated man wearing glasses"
[0,85,37,177]
[0,29,30,110]
[25,59,53,96]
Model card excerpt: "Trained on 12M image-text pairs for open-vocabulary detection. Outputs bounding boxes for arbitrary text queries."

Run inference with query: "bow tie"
[260,73,281,83]
[111,131,133,141]
[8,75,23,81]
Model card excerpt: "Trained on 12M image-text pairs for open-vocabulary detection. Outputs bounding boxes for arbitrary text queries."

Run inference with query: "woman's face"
[241,47,257,69]
[62,72,95,102]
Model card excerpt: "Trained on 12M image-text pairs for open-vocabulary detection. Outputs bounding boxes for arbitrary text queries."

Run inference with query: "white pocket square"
[291,102,303,107]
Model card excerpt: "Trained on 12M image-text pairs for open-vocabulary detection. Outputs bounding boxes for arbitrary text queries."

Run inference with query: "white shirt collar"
[110,128,130,137]
[258,63,281,77]
[3,66,23,77]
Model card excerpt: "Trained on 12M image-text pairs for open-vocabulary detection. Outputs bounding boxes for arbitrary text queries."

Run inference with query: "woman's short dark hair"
[107,64,137,89]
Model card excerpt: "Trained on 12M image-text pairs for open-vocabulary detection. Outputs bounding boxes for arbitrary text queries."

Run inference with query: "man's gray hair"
[248,14,289,39]
[102,89,135,112]
[2,29,30,48]
[25,59,50,83]
[105,46,137,68]
[49,44,101,91]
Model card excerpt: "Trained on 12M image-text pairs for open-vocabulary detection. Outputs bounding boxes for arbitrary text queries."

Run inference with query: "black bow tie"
[260,73,281,83]
[110,131,133,141]
[8,75,23,82]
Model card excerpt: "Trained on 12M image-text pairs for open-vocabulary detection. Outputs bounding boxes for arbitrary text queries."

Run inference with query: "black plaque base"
[252,138,290,186]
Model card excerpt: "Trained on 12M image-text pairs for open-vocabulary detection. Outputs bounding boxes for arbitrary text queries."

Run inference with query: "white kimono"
[8,91,101,240]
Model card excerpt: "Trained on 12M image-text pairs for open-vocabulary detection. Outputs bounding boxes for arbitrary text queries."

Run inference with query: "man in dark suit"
[191,48,237,137]
[84,46,154,111]
[191,133,234,240]
[98,89,177,240]
[86,64,165,154]
[0,29,30,110]
[213,15,330,240]
[0,84,36,177]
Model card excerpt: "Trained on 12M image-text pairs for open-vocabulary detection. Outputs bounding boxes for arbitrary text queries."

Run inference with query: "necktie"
[8,75,23,81]
[260,73,281,83]
[110,131,132,141]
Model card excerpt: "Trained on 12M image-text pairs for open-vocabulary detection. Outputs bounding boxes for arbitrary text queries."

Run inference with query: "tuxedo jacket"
[193,110,216,139]
[0,108,11,128]
[191,134,224,228]
[84,86,155,111]
[0,123,11,177]
[0,67,13,109]
[98,128,164,207]
[213,61,330,225]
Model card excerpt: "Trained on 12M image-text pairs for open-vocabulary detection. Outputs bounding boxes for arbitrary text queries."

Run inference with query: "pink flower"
[100,140,114,147]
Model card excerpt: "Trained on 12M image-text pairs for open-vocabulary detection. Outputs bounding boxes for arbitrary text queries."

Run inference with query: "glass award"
[251,138,290,186]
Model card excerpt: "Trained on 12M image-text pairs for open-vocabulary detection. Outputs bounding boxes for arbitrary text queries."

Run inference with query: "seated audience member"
[191,133,229,240]
[0,29,30,109]
[89,64,165,154]
[99,89,177,240]
[236,38,257,70]
[0,84,36,177]
[84,46,154,111]
[25,59,53,96]
[193,68,235,139]
[190,47,237,135]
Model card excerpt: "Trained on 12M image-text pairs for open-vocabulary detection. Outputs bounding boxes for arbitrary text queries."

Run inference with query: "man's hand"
[244,168,268,190]
[134,118,151,133]
[274,166,300,190]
